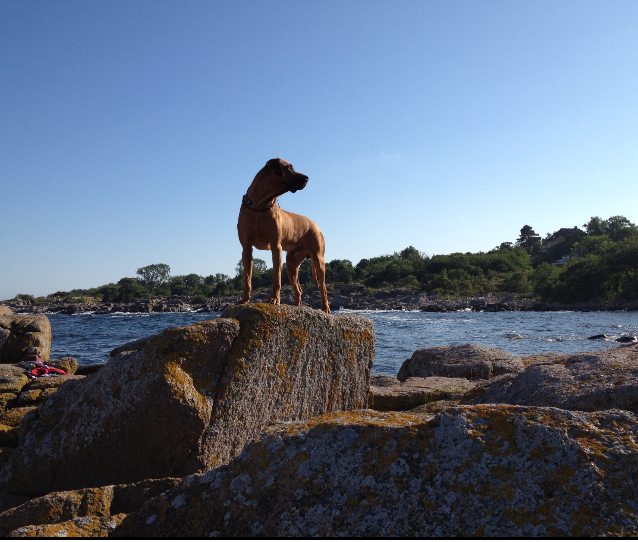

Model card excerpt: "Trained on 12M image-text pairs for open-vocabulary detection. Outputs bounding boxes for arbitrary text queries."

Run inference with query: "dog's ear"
[266,158,284,177]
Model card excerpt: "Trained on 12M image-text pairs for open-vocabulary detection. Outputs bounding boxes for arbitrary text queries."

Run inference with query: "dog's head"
[266,158,309,193]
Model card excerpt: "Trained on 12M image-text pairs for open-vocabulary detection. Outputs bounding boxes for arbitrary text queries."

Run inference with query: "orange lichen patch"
[9,513,127,537]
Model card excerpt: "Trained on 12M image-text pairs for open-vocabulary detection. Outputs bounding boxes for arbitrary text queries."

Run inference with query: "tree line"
[35,215,638,304]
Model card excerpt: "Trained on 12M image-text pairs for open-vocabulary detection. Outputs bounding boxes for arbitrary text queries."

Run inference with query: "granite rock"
[9,514,126,537]
[115,406,638,537]
[398,344,524,381]
[461,343,638,414]
[369,374,475,411]
[0,478,179,537]
[0,316,51,364]
[0,304,374,508]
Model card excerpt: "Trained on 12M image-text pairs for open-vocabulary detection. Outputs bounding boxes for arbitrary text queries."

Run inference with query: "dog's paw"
[268,298,280,305]
[236,300,249,306]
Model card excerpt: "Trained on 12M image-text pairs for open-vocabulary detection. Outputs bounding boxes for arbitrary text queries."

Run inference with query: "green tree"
[117,278,146,302]
[326,259,355,283]
[583,216,606,237]
[604,215,638,243]
[95,284,119,303]
[553,255,606,302]
[298,259,313,284]
[531,262,560,299]
[136,264,171,294]
[516,225,541,255]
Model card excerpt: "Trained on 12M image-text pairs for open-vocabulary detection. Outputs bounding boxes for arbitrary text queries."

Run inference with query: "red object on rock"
[26,361,68,380]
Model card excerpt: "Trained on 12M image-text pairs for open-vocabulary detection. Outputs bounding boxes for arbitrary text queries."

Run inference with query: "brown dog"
[236,158,330,313]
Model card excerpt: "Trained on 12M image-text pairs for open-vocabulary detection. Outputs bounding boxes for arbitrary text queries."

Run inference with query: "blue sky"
[1,1,637,300]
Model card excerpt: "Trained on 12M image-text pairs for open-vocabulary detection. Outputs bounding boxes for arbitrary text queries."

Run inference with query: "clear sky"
[1,0,637,300]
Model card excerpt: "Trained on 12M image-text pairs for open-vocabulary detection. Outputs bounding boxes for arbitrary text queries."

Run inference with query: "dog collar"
[242,194,276,212]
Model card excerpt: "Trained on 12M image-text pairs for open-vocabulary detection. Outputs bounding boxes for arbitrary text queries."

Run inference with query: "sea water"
[47,310,638,376]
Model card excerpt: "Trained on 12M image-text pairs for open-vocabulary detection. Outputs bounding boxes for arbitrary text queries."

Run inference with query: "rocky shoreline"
[3,285,638,315]
[2,307,638,535]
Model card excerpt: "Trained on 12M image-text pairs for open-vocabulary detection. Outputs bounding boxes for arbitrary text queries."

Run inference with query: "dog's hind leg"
[286,251,307,306]
[310,253,331,314]
[269,245,283,305]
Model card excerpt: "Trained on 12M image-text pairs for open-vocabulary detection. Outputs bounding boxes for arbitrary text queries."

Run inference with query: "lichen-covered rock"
[519,353,567,369]
[0,478,179,537]
[0,366,29,394]
[46,357,78,375]
[0,305,374,508]
[14,390,41,407]
[0,487,114,537]
[0,393,17,410]
[461,343,638,414]
[114,406,638,537]
[0,306,12,315]
[398,344,524,381]
[0,406,37,427]
[206,304,375,467]
[0,316,51,363]
[369,375,475,411]
[0,318,239,503]
[22,374,84,391]
[9,514,126,537]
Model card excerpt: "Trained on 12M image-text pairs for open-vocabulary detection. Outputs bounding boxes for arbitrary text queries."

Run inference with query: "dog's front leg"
[269,245,283,305]
[238,246,253,305]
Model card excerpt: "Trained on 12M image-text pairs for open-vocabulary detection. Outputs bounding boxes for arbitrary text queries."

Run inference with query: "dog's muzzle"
[289,175,309,193]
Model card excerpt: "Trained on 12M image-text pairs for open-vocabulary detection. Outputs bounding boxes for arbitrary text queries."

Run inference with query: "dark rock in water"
[0,304,374,510]
[114,406,638,537]
[588,334,607,340]
[369,374,475,411]
[616,335,637,343]
[461,343,638,414]
[398,344,524,381]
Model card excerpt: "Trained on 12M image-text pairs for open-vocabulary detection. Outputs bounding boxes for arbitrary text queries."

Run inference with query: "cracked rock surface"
[114,405,638,537]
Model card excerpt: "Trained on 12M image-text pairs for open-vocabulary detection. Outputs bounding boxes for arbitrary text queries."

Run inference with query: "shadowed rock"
[0,304,374,509]
[0,315,51,364]
[0,478,179,537]
[114,406,638,537]
[398,344,524,381]
[461,343,638,413]
[369,374,475,411]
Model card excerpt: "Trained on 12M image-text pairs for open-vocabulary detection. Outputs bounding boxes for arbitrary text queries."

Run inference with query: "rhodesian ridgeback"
[237,158,331,313]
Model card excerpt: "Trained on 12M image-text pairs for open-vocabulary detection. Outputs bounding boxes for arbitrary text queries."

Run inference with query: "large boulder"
[398,344,524,381]
[0,304,374,507]
[369,374,475,411]
[0,306,12,316]
[0,315,51,363]
[461,343,638,413]
[115,406,638,537]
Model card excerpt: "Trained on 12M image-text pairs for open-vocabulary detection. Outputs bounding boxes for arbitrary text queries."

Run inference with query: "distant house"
[554,255,572,266]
